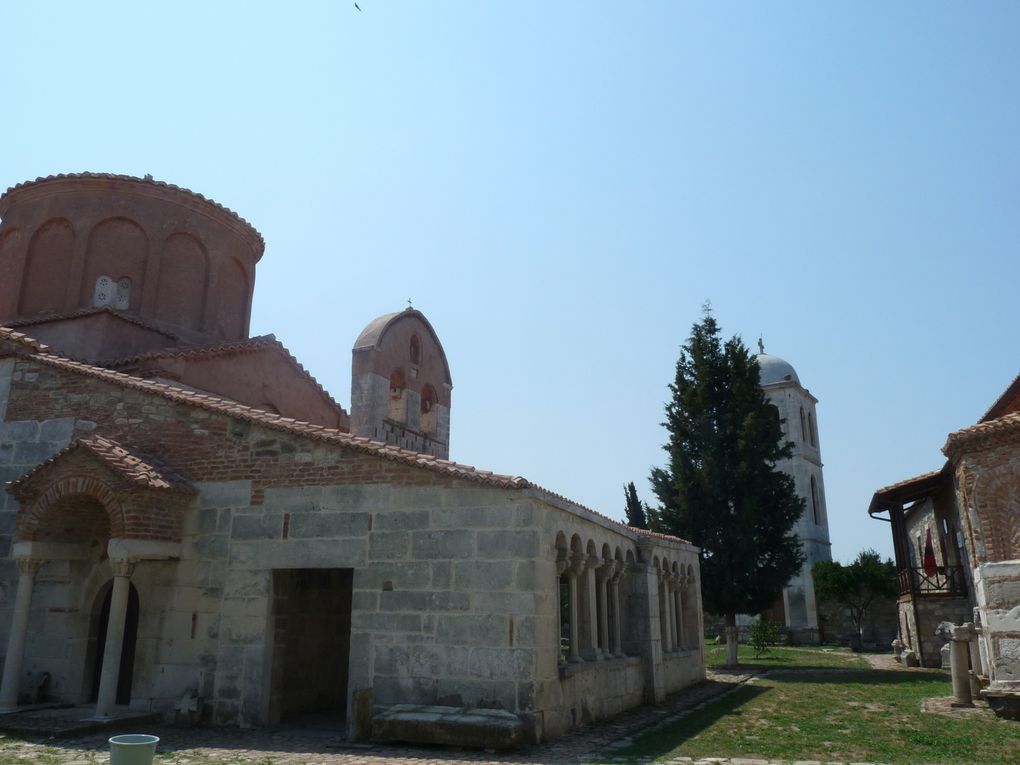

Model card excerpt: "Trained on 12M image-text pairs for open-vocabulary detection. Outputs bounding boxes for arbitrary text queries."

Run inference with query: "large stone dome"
[756,353,800,387]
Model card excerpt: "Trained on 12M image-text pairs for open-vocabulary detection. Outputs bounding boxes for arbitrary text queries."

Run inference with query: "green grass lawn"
[604,669,1020,765]
[704,642,871,669]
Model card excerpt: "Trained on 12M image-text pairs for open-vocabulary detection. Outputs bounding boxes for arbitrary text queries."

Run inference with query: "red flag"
[923,528,938,577]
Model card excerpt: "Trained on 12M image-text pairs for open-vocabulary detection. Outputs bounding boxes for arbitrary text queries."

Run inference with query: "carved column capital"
[14,558,42,577]
[110,559,137,578]
[586,554,604,573]
[568,552,587,578]
[556,552,569,576]
[610,560,625,582]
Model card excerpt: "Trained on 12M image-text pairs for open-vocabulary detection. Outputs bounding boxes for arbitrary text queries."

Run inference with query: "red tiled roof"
[943,412,1020,457]
[1,173,263,249]
[4,306,179,340]
[979,370,1020,423]
[868,465,948,516]
[0,326,689,547]
[103,334,346,415]
[7,434,194,494]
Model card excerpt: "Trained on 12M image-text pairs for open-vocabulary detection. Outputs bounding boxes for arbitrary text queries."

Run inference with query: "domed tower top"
[350,308,452,459]
[0,173,264,355]
[756,353,801,388]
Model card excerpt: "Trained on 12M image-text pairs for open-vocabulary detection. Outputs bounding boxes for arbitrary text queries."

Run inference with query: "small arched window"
[388,370,406,422]
[800,406,807,442]
[808,411,817,447]
[420,384,439,434]
[810,475,820,525]
[409,334,422,365]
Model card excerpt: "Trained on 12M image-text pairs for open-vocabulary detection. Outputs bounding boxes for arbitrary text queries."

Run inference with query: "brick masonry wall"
[4,357,453,490]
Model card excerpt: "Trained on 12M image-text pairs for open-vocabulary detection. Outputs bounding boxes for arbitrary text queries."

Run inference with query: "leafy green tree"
[624,481,649,530]
[813,549,897,647]
[649,309,805,667]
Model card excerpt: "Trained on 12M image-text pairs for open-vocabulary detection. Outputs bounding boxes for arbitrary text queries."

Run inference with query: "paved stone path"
[0,666,892,765]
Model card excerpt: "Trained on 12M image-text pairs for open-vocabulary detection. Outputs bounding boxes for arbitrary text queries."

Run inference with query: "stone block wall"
[897,594,971,667]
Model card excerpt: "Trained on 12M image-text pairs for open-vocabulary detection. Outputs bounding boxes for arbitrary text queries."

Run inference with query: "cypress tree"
[623,481,649,530]
[649,310,804,667]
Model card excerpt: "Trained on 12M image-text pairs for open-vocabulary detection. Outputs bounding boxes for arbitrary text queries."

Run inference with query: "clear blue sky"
[4,2,1019,563]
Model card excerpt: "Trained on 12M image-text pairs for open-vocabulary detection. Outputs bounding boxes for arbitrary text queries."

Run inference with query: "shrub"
[750,618,779,658]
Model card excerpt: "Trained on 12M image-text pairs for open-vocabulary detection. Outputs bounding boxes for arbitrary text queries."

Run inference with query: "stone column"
[635,556,666,704]
[659,570,674,653]
[0,558,43,711]
[673,575,685,650]
[610,561,625,657]
[567,553,585,663]
[950,623,975,708]
[596,565,610,659]
[968,621,984,696]
[583,555,603,660]
[555,554,569,664]
[93,559,136,719]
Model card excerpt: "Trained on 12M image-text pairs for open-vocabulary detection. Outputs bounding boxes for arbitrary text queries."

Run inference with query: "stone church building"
[0,173,704,743]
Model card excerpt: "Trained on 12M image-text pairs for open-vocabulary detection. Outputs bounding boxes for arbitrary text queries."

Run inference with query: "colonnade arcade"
[555,532,698,664]
[1,437,190,717]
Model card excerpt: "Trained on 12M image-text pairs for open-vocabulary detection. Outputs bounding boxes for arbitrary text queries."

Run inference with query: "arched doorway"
[86,581,140,706]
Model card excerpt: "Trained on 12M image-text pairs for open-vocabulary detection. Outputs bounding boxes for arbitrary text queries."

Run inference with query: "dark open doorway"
[269,568,353,726]
[87,581,140,705]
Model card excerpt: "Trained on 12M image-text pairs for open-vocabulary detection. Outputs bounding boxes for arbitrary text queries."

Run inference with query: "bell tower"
[757,352,833,635]
[350,309,452,459]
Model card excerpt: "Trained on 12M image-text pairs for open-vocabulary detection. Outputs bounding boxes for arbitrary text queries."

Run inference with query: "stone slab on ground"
[372,704,525,751]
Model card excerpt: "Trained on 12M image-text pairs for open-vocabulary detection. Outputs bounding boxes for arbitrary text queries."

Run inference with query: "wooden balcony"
[898,566,967,597]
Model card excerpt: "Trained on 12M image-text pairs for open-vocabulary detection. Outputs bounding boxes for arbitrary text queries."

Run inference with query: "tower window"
[420,383,439,434]
[808,411,817,447]
[388,370,407,422]
[410,335,421,365]
[799,406,807,442]
[810,475,820,525]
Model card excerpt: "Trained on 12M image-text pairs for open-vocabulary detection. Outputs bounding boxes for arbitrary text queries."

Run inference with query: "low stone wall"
[898,594,971,667]
[541,656,643,737]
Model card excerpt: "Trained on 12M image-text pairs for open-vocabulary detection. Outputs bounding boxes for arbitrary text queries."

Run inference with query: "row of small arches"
[7,216,248,337]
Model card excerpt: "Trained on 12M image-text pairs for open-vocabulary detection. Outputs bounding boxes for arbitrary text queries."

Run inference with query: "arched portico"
[1,435,190,716]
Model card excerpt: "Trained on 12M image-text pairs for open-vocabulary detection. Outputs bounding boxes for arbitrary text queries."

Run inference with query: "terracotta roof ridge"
[1,172,263,247]
[16,349,529,490]
[979,369,1020,422]
[873,466,947,496]
[102,333,345,415]
[0,327,52,354]
[102,334,280,366]
[943,411,1020,456]
[4,306,180,339]
[6,433,194,495]
[522,482,691,545]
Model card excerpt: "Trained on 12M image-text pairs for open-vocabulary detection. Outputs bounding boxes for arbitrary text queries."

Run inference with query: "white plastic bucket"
[109,734,159,765]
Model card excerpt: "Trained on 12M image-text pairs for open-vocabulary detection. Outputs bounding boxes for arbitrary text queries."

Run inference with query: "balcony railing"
[898,566,967,597]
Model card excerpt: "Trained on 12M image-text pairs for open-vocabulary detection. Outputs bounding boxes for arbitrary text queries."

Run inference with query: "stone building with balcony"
[869,466,971,667]
[870,371,1020,717]
[0,173,705,744]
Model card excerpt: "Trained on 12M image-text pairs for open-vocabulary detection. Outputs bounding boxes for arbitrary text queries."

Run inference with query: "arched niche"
[0,226,21,317]
[213,257,249,340]
[156,232,209,330]
[20,218,75,316]
[80,218,148,311]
